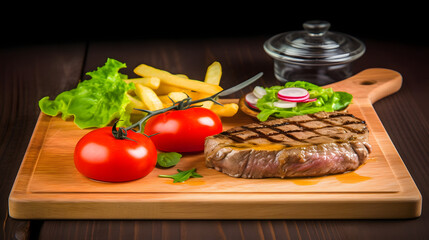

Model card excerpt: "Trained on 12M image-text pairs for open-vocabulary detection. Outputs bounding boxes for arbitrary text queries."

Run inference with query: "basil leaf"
[159,168,202,183]
[156,152,182,168]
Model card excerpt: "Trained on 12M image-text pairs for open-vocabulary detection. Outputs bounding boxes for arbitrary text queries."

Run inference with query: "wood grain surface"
[2,37,429,239]
[8,68,421,220]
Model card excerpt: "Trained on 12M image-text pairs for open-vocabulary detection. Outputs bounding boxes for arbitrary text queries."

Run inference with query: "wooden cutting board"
[8,68,422,219]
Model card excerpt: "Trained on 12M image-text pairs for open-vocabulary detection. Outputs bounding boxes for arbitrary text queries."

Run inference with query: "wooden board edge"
[355,99,422,217]
[8,113,52,217]
[8,191,421,219]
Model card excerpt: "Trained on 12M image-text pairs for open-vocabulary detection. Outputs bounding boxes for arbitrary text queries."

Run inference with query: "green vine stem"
[122,90,225,134]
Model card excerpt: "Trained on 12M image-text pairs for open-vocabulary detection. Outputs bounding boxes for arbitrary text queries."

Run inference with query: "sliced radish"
[278,87,314,102]
[245,92,259,110]
[278,95,309,102]
[253,86,267,99]
[273,100,297,108]
[278,88,309,98]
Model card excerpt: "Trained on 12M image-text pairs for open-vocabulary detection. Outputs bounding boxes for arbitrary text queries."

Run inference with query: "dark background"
[2,4,428,239]
[1,4,425,47]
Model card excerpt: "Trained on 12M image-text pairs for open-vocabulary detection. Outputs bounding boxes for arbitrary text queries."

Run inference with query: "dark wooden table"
[1,35,428,239]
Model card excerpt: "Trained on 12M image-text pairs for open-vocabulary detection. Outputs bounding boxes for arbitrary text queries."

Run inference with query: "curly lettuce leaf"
[39,58,135,129]
[256,81,352,121]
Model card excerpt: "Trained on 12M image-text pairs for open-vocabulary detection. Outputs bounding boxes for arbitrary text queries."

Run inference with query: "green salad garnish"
[256,81,353,121]
[39,58,135,129]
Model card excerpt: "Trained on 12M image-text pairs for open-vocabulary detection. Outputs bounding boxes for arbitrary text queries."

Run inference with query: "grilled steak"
[204,111,372,178]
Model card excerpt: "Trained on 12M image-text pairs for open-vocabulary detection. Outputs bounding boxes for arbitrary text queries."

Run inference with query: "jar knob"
[303,20,330,37]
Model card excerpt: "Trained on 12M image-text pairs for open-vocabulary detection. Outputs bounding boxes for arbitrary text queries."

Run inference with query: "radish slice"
[273,100,297,108]
[253,86,266,99]
[278,88,310,102]
[278,88,309,98]
[278,95,309,102]
[245,92,259,110]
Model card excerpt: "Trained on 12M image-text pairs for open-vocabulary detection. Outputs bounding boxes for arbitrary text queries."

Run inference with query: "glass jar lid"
[263,20,365,65]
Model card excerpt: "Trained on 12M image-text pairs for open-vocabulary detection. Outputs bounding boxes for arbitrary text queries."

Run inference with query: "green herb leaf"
[156,152,182,168]
[38,58,135,129]
[158,168,202,183]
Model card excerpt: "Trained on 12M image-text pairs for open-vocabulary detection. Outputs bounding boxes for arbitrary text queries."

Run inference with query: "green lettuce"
[256,81,353,121]
[39,58,135,129]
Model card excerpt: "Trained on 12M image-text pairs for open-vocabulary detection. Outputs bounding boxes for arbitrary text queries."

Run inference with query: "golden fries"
[125,61,238,118]
[125,77,160,90]
[197,61,223,109]
[175,74,188,79]
[134,84,163,111]
[204,61,222,85]
[159,92,188,107]
[210,103,239,117]
[134,64,223,95]
[154,84,185,95]
[126,94,146,114]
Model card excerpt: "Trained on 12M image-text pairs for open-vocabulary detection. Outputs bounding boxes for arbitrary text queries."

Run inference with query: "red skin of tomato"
[74,127,157,182]
[143,107,223,152]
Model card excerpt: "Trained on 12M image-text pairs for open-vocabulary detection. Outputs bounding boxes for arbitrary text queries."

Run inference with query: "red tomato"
[143,107,222,152]
[74,127,157,182]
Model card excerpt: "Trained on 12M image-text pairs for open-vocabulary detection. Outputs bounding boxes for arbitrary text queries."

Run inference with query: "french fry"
[127,93,146,109]
[159,92,189,107]
[210,103,239,117]
[195,93,214,109]
[155,84,199,99]
[134,84,163,111]
[134,64,223,95]
[204,61,222,85]
[175,74,188,78]
[198,62,223,109]
[155,84,185,95]
[126,94,146,114]
[180,90,200,100]
[125,77,160,90]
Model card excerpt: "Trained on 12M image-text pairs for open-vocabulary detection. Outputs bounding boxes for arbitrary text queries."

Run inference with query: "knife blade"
[217,72,263,97]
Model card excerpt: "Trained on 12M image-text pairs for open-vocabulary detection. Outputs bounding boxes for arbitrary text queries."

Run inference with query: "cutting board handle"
[326,68,402,103]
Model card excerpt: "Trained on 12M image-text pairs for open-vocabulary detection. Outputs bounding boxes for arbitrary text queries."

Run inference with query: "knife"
[217,72,263,97]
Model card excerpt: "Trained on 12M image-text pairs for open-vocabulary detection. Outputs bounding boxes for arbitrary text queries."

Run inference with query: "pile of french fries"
[125,61,239,117]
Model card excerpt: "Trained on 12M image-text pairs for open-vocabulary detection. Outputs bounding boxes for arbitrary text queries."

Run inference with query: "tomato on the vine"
[74,126,157,182]
[143,107,222,152]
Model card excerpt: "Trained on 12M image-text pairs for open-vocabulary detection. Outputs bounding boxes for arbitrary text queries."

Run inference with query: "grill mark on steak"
[220,112,366,145]
[205,111,372,179]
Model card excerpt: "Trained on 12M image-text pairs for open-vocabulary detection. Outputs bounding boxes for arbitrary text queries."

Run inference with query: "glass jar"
[263,20,365,85]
